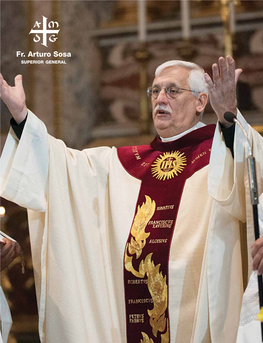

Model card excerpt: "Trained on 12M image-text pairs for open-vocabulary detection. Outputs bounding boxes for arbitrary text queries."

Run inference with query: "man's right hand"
[0,73,28,124]
[1,238,21,271]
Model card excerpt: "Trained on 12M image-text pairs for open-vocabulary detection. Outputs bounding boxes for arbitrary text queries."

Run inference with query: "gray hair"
[155,60,208,96]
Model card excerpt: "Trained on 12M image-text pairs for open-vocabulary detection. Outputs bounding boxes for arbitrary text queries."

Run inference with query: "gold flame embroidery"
[140,332,154,343]
[128,195,156,259]
[141,320,169,343]
[161,320,169,343]
[146,258,167,337]
[125,195,169,340]
[125,251,168,331]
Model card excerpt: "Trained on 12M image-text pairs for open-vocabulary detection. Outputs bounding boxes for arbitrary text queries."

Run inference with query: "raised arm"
[204,55,243,128]
[0,73,28,124]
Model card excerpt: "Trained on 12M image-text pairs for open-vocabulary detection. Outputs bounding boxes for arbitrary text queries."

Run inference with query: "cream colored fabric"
[169,166,212,343]
[1,110,262,343]
[208,110,263,343]
[236,193,263,343]
[0,287,12,343]
[160,121,206,142]
[1,111,133,342]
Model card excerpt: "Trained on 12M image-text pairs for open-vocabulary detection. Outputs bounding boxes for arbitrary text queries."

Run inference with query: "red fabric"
[117,125,215,342]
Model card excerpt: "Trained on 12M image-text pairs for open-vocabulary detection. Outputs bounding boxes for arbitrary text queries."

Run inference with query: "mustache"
[153,105,172,116]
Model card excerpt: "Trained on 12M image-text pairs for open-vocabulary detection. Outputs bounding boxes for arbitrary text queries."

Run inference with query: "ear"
[196,92,208,114]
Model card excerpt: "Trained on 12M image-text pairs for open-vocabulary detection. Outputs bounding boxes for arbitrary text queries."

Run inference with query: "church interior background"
[0,1,263,342]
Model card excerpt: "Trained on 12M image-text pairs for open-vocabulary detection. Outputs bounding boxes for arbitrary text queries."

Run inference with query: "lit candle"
[0,206,6,217]
[138,0,146,42]
[181,0,190,40]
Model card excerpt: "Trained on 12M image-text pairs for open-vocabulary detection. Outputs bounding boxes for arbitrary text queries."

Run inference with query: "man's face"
[151,66,206,138]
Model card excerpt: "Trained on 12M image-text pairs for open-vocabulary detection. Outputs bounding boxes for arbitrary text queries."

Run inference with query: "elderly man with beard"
[0,56,263,343]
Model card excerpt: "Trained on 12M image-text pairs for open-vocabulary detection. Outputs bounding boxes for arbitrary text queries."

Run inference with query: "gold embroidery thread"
[125,195,169,341]
[128,195,156,259]
[151,151,187,181]
[140,332,154,343]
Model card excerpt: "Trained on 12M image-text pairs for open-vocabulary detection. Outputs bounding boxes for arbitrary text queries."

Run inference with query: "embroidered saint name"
[157,205,174,211]
[191,150,208,164]
[149,238,168,244]
[128,298,153,304]
[151,151,187,180]
[128,279,148,285]
[132,146,141,160]
[148,220,173,228]
[129,314,144,323]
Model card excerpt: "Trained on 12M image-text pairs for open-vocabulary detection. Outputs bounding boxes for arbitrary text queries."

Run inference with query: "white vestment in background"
[236,193,263,343]
[0,286,12,343]
[0,110,262,343]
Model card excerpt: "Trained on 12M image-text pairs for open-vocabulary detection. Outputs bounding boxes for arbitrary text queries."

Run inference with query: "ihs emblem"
[151,151,187,181]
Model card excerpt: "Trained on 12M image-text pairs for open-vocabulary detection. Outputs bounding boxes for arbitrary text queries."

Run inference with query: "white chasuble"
[1,110,263,343]
[118,126,214,342]
[236,193,263,343]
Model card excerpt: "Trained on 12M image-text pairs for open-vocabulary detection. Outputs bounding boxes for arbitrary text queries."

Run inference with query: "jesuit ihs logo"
[151,151,187,180]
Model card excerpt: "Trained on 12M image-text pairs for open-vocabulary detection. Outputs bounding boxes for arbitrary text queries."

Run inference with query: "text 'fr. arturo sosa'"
[16,51,71,58]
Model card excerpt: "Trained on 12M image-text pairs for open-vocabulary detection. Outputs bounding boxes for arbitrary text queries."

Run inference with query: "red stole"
[117,125,215,343]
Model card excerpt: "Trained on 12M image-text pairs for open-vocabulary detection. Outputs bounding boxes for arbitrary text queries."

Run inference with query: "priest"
[0,56,263,343]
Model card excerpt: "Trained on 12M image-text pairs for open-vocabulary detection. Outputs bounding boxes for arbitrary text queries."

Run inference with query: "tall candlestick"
[138,0,146,42]
[229,0,236,34]
[181,0,190,40]
[221,0,235,57]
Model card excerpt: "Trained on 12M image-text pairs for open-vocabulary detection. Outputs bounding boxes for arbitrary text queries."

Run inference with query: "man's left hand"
[204,56,243,128]
[251,237,263,275]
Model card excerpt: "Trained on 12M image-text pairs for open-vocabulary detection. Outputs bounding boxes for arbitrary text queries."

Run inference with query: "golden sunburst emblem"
[151,151,187,181]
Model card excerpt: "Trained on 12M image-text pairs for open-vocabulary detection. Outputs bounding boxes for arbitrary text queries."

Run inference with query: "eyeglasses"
[146,86,199,100]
